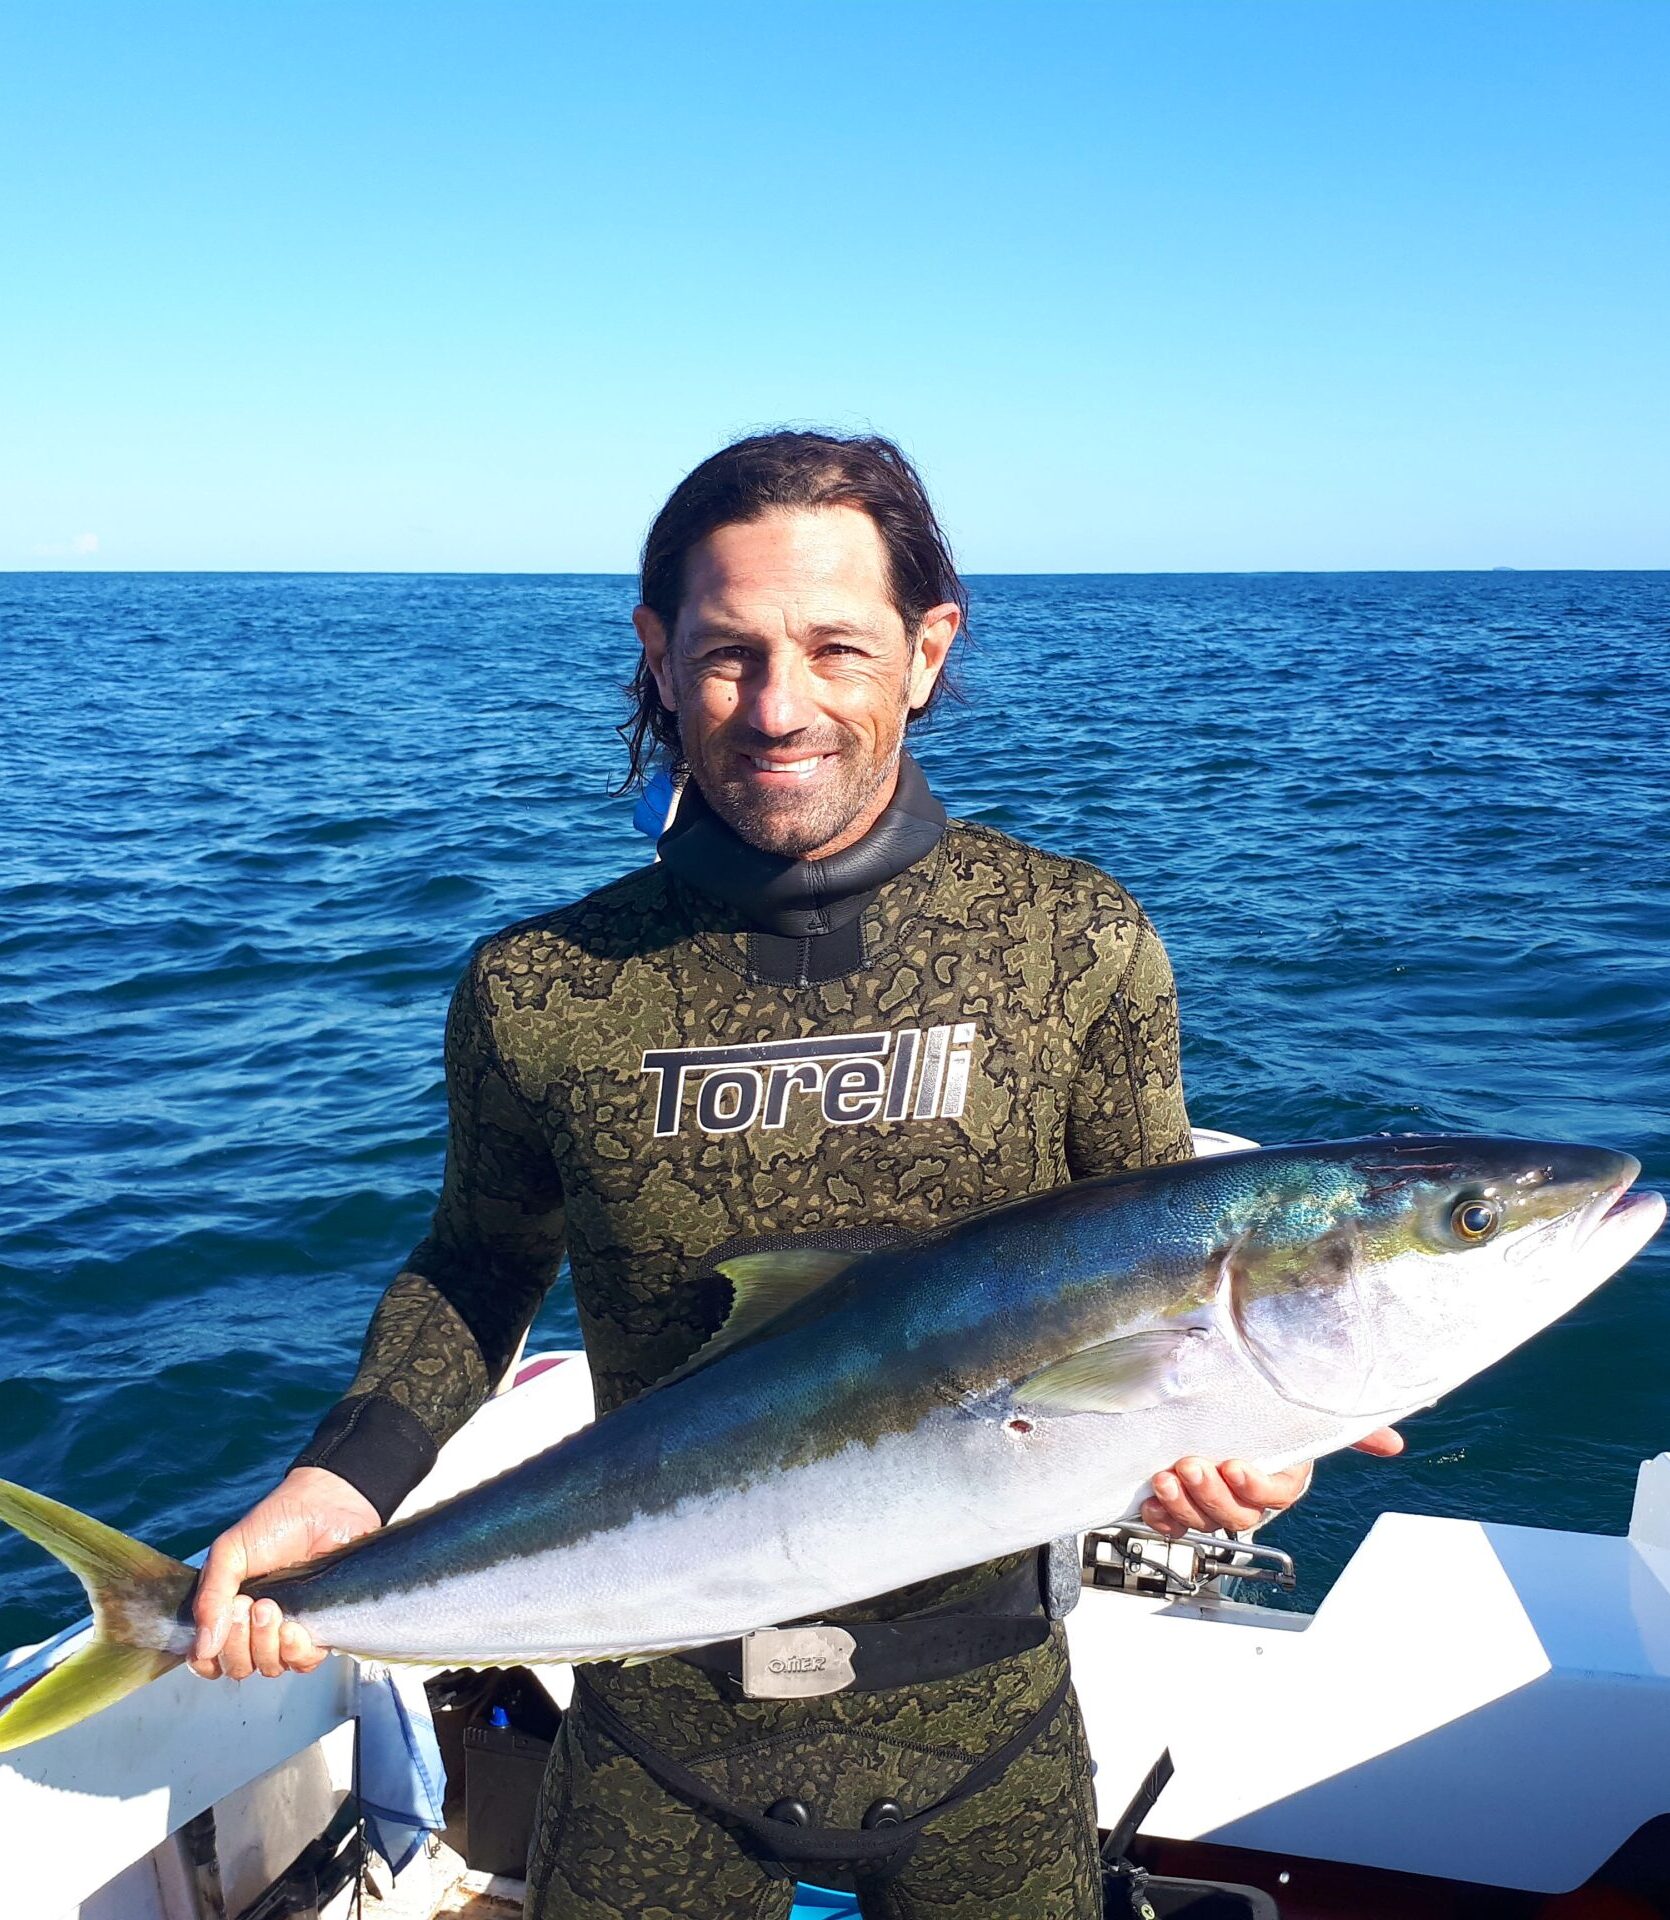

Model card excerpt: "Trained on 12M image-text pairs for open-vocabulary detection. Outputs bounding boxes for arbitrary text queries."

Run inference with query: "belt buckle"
[740,1625,857,1698]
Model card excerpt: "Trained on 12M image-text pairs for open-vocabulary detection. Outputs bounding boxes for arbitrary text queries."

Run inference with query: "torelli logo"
[641,1024,978,1138]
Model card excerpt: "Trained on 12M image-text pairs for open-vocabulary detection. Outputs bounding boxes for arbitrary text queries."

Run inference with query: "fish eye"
[1451,1197,1502,1242]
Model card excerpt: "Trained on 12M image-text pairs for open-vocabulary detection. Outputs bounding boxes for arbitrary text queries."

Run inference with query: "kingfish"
[0,1135,1661,1752]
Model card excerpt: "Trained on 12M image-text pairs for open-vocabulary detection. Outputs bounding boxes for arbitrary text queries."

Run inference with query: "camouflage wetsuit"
[295,757,1192,1918]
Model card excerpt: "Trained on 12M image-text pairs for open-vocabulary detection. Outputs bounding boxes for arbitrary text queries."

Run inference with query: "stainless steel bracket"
[1081,1521,1296,1600]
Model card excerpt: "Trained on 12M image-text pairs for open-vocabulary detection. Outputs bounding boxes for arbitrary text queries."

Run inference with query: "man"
[192,432,1398,1916]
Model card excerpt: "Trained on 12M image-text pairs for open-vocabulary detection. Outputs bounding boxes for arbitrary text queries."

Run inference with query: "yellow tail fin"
[0,1478,194,1753]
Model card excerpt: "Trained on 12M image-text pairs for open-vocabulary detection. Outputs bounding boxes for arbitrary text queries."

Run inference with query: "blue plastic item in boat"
[632,765,679,842]
[790,1885,863,1917]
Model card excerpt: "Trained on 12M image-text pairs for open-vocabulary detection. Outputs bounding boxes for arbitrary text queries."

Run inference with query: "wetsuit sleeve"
[290,958,567,1520]
[1066,916,1194,1176]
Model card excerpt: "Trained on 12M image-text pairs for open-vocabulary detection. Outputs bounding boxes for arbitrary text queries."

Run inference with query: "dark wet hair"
[619,429,967,787]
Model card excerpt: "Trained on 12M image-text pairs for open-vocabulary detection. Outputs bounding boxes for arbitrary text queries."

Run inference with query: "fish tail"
[0,1478,194,1753]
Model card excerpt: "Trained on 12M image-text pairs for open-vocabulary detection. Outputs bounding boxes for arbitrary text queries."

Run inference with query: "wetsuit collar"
[658,753,946,938]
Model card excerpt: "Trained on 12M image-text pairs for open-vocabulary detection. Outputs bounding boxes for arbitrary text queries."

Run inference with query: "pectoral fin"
[1015,1328,1203,1415]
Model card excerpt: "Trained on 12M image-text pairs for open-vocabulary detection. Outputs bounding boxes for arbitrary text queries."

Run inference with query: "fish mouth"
[1581,1183,1666,1264]
[1541,1164,1663,1317]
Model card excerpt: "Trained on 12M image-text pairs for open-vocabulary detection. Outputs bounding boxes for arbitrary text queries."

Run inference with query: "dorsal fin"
[656,1249,863,1389]
[712,1250,860,1334]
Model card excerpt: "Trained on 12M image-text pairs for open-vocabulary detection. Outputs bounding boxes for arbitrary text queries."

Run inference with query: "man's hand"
[189,1467,381,1680]
[1140,1427,1405,1538]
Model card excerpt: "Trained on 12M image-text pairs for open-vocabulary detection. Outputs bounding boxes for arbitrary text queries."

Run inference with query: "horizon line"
[5,564,1668,580]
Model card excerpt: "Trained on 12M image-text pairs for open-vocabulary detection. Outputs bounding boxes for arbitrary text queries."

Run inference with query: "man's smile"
[742,750,838,782]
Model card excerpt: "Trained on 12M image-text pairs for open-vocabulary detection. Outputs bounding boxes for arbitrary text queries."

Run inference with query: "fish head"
[1219,1136,1663,1423]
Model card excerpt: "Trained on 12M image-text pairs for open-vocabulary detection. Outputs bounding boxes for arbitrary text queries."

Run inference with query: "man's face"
[634,506,958,860]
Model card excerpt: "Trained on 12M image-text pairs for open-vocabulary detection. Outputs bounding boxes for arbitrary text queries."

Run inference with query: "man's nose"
[743,651,818,738]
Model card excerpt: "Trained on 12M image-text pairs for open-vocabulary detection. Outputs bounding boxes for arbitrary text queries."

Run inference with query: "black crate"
[463,1721,555,1879]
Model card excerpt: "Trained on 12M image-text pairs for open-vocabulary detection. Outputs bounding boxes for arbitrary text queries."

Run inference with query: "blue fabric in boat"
[358,1667,447,1874]
[791,1886,863,1917]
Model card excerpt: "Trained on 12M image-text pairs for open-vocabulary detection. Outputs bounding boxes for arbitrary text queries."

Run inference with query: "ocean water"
[1,569,1666,1647]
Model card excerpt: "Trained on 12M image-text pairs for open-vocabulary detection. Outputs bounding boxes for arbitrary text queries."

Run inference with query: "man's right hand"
[189,1466,381,1680]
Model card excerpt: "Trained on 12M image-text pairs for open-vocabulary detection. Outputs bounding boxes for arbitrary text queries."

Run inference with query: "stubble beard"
[683,692,911,860]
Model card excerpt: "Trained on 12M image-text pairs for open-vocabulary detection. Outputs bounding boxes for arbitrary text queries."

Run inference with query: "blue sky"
[3,1,1666,572]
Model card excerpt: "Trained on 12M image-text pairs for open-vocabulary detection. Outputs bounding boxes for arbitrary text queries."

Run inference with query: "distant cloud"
[31,532,100,559]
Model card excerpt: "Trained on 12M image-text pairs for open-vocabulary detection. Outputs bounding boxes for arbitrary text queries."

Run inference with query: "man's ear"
[908,602,960,711]
[633,605,678,712]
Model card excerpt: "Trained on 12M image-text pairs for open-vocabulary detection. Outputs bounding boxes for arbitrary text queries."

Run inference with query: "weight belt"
[672,1549,1053,1696]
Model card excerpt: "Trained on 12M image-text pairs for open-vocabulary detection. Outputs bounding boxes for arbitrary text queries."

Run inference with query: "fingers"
[1143,1458,1312,1537]
[189,1595,323,1680]
[280,1618,328,1675]
[1144,1459,1265,1537]
[1142,1442,1395,1543]
[190,1599,327,1680]
[1224,1459,1310,1516]
[1147,1465,1210,1532]
[190,1532,249,1670]
[204,1595,256,1680]
[252,1602,325,1677]
[1199,1460,1273,1531]
[250,1598,287,1679]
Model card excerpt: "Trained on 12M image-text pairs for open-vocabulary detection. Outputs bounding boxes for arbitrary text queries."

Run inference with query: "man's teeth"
[749,756,823,774]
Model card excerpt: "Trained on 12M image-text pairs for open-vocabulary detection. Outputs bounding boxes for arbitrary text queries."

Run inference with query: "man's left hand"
[1141,1427,1405,1537]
